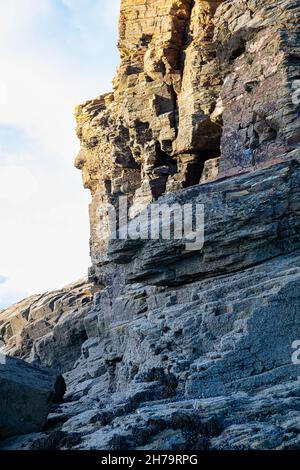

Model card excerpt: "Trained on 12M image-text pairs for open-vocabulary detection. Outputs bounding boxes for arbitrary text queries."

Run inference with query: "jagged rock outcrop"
[0,356,65,441]
[1,0,300,451]
[75,0,300,281]
[1,160,300,450]
[215,0,300,175]
[0,279,100,373]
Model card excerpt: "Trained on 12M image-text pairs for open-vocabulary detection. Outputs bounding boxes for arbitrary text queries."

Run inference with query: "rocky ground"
[1,0,300,451]
[1,160,300,450]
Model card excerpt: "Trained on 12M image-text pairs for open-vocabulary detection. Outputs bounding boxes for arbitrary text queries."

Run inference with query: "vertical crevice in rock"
[173,0,224,183]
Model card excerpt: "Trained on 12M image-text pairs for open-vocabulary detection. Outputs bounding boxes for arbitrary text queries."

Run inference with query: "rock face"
[215,0,300,175]
[1,0,300,451]
[0,356,65,441]
[75,0,300,280]
[0,279,101,373]
[1,159,300,450]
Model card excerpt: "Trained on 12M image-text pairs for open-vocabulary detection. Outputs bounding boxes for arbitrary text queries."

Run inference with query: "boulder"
[0,355,65,441]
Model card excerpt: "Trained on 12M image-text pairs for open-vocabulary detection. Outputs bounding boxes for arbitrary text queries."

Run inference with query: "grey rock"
[1,0,300,452]
[0,278,100,373]
[2,163,300,450]
[0,355,65,441]
[109,159,300,285]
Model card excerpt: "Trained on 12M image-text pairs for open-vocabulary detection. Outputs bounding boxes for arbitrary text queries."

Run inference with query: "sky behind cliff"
[0,0,120,309]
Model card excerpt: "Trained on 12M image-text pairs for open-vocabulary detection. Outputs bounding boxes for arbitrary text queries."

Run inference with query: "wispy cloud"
[0,0,120,307]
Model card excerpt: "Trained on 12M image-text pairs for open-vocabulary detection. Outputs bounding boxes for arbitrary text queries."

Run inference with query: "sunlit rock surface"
[75,0,300,281]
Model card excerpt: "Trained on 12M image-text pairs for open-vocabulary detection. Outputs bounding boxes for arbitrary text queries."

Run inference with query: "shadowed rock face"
[75,0,300,280]
[0,356,65,441]
[215,0,300,175]
[0,279,101,374]
[1,159,300,450]
[1,0,300,451]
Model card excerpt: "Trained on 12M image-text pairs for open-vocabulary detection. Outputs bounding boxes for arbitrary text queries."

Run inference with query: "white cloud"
[0,165,38,205]
[0,0,120,308]
[0,81,7,106]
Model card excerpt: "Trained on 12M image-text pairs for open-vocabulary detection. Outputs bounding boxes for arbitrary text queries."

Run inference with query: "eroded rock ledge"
[75,0,300,280]
[1,159,300,450]
[0,356,65,441]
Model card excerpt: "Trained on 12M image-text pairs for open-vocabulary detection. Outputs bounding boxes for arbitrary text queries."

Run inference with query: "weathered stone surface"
[200,157,220,183]
[214,0,300,176]
[75,0,300,278]
[0,356,65,441]
[109,159,300,283]
[3,158,300,450]
[0,279,100,373]
[74,0,224,275]
[1,0,300,451]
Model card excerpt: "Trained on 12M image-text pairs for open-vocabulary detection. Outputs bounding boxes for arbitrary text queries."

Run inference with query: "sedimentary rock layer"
[75,0,300,280]
[1,160,300,450]
[1,0,300,451]
[0,279,100,373]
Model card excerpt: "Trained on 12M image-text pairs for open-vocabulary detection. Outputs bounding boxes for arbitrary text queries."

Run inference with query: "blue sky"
[0,0,120,309]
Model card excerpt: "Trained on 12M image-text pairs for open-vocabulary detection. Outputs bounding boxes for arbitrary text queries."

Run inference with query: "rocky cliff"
[1,0,300,450]
[75,0,300,281]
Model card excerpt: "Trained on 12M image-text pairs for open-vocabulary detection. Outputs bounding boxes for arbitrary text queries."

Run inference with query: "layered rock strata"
[0,279,100,373]
[1,160,300,450]
[75,0,300,279]
[0,356,65,440]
